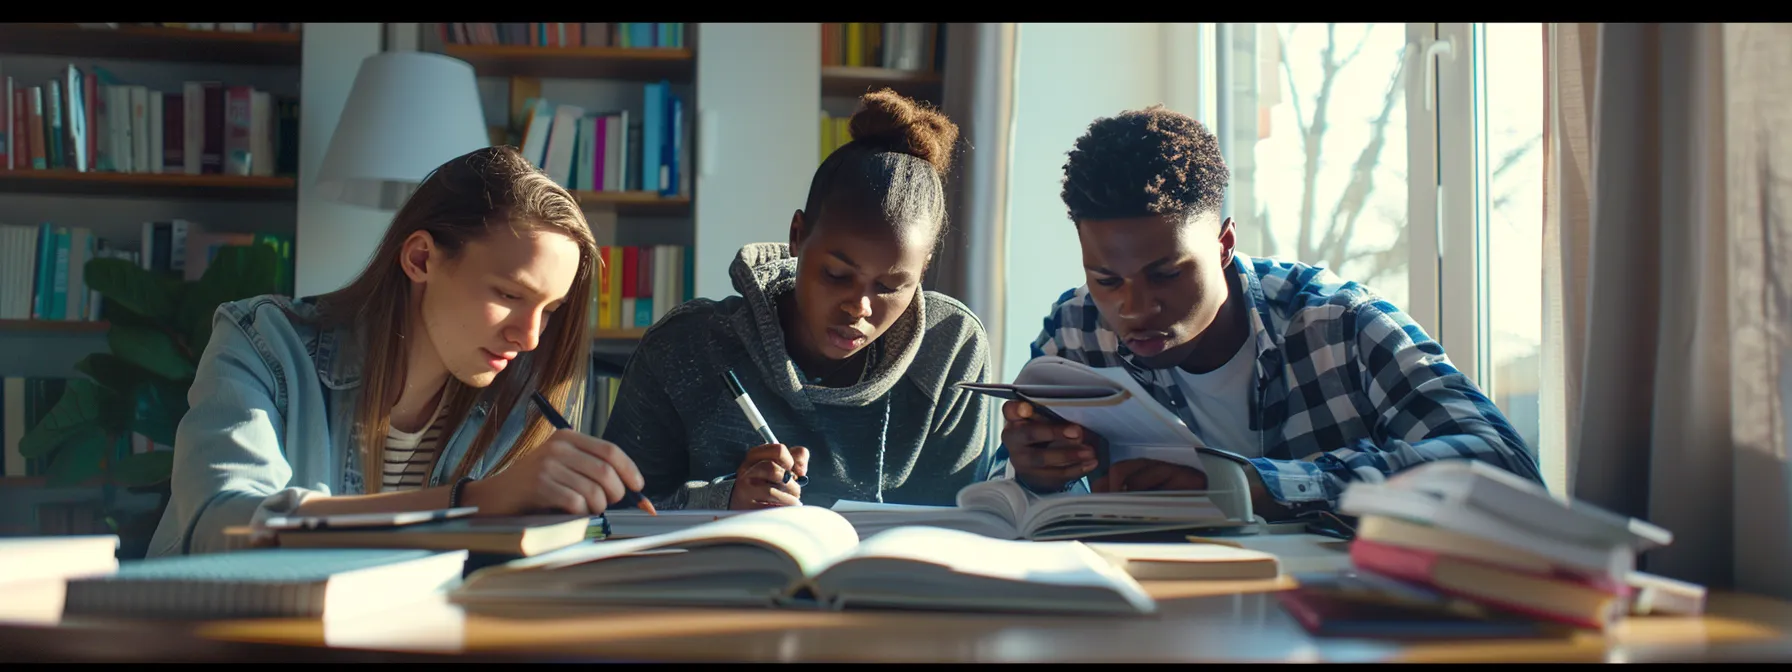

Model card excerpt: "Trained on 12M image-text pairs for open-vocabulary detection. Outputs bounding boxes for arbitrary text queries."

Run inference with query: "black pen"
[530,391,657,516]
[722,370,807,486]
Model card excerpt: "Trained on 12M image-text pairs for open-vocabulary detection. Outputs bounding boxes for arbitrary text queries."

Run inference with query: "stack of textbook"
[1283,460,1691,634]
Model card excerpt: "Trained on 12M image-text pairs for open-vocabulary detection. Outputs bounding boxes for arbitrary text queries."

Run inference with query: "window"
[1211,23,1545,456]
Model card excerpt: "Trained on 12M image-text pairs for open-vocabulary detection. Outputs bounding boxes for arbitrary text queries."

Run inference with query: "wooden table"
[5,582,1791,662]
[4,534,1789,663]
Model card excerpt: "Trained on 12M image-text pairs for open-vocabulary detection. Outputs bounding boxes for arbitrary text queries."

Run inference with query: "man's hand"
[729,443,810,510]
[1090,458,1207,493]
[1001,400,1103,492]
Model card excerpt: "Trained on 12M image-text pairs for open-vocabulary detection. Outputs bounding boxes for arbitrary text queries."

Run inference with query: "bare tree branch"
[1489,134,1542,224]
[1319,49,1409,270]
[1342,220,1410,287]
[1337,24,1373,72]
[1256,205,1280,257]
[1278,29,1309,139]
[1295,23,1346,261]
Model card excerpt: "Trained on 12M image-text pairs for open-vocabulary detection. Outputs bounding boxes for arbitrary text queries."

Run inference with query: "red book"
[1349,539,1630,630]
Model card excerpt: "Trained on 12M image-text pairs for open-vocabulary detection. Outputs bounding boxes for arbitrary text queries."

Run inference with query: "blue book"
[63,548,467,620]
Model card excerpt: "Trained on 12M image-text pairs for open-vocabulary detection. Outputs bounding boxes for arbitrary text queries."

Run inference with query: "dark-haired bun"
[847,88,959,175]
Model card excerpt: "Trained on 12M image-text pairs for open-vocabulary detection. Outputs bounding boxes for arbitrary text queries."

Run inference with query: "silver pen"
[722,369,806,486]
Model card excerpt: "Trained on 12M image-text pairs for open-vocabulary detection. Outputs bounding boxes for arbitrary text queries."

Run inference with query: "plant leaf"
[45,426,108,487]
[130,380,189,448]
[85,257,175,323]
[19,379,105,459]
[112,450,175,487]
[75,352,148,394]
[109,324,198,382]
[181,245,280,355]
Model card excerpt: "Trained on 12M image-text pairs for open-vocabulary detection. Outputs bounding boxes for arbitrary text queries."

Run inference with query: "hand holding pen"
[466,392,658,517]
[723,370,809,510]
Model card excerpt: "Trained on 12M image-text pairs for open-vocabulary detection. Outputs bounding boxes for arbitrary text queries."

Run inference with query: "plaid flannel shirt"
[993,252,1543,514]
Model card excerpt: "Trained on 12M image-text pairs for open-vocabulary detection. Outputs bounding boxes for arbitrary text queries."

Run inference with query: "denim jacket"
[147,295,538,557]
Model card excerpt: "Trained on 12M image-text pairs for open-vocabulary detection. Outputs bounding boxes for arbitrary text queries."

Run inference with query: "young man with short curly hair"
[995,105,1542,520]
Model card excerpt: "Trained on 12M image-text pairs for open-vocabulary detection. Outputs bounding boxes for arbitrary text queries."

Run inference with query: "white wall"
[1001,23,1174,380]
[692,23,820,300]
[294,23,386,298]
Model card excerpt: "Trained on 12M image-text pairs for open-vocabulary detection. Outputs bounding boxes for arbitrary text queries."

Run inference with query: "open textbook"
[958,355,1257,519]
[454,506,1158,616]
[831,476,1252,540]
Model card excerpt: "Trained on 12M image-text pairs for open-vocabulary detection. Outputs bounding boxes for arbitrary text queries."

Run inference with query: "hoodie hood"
[728,242,925,412]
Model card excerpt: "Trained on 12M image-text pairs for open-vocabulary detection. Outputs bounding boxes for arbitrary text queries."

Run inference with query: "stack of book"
[1285,459,1681,635]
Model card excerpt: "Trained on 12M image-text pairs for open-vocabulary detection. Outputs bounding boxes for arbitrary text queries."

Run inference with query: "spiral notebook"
[62,548,467,620]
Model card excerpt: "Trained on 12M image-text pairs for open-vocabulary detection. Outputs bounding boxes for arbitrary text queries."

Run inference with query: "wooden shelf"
[0,320,109,334]
[821,66,944,101]
[445,45,694,82]
[573,190,691,217]
[0,319,108,379]
[0,23,302,66]
[0,170,296,200]
[593,328,646,340]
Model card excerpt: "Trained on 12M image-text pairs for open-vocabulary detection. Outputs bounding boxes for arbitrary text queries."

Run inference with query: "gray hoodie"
[602,243,995,510]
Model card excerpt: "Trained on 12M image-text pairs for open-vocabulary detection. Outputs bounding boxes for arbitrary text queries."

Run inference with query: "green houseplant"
[17,243,282,557]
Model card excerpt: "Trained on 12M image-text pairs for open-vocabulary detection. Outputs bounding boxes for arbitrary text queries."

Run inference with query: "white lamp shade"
[316,51,491,210]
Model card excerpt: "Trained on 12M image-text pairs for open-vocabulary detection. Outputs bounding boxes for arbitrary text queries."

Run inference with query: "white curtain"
[1544,22,1792,597]
[931,23,1019,380]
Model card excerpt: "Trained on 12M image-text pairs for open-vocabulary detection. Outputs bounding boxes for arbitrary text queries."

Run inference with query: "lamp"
[315,50,490,210]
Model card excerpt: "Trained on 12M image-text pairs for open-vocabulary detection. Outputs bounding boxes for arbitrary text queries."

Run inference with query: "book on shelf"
[587,244,692,333]
[454,505,1159,616]
[820,23,943,72]
[1336,459,1682,631]
[62,548,467,620]
[3,377,69,479]
[434,23,685,49]
[0,59,298,178]
[518,81,685,198]
[0,220,295,325]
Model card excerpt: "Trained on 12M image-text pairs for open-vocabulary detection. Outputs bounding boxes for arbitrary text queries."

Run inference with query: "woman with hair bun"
[603,89,995,511]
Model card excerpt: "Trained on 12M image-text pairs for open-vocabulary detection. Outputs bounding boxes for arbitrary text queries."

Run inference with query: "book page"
[1012,357,1207,456]
[829,500,1020,540]
[838,527,1115,583]
[499,506,862,579]
[815,527,1157,614]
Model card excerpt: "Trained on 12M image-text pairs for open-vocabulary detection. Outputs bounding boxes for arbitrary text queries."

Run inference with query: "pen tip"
[638,498,659,517]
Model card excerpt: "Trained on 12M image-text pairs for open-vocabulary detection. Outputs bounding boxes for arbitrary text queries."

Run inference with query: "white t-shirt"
[382,397,449,492]
[1170,330,1262,458]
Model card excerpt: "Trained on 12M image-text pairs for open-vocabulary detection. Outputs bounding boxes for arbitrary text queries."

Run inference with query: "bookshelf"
[0,170,296,200]
[445,44,693,81]
[0,23,302,66]
[817,24,949,162]
[2,24,303,540]
[574,190,690,217]
[820,66,944,101]
[439,22,697,344]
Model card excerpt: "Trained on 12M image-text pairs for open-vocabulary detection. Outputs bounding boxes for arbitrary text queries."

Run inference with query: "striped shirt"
[383,399,449,492]
[994,252,1543,515]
